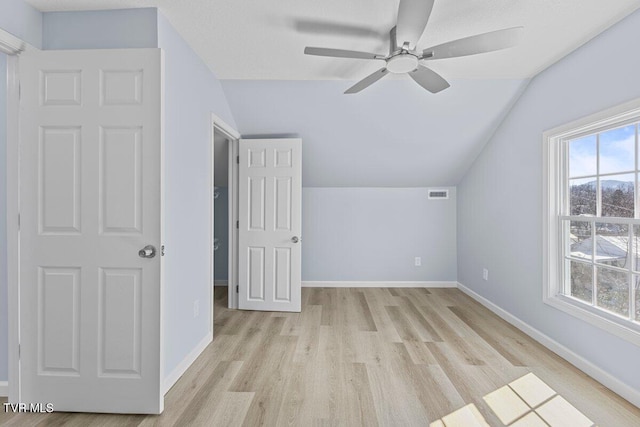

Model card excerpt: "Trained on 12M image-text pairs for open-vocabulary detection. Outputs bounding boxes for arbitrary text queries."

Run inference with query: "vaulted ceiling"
[25,0,640,80]
[24,0,640,186]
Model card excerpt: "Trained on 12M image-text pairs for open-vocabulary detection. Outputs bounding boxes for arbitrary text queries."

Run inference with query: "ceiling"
[25,0,640,80]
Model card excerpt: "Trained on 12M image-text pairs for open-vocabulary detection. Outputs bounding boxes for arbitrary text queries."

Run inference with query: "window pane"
[569,178,596,216]
[569,221,592,260]
[599,125,635,174]
[569,135,597,177]
[596,266,629,316]
[570,261,593,303]
[601,174,635,218]
[595,223,628,268]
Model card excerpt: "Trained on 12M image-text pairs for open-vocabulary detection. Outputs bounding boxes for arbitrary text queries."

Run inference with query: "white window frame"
[543,97,640,347]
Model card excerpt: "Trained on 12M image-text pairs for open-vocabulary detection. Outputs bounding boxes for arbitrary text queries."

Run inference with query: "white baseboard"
[163,332,212,395]
[457,282,640,408]
[214,280,228,286]
[0,381,7,397]
[302,281,457,288]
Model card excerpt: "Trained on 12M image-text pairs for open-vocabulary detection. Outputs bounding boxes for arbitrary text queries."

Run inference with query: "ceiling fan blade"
[422,27,524,60]
[304,47,384,60]
[409,65,450,93]
[396,0,435,48]
[345,68,389,94]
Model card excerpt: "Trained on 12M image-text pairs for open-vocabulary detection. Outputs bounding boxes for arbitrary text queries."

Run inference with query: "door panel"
[98,267,142,377]
[20,49,163,414]
[39,267,81,375]
[100,126,143,234]
[238,139,301,312]
[39,127,81,234]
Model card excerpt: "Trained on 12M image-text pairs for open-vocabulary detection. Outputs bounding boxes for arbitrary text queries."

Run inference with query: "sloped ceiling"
[24,0,640,186]
[222,79,528,187]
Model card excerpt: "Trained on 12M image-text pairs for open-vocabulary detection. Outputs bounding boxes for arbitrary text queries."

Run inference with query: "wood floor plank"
[228,319,290,392]
[449,305,525,367]
[239,336,297,426]
[3,287,639,427]
[168,361,243,426]
[388,342,465,421]
[365,361,425,426]
[385,306,424,342]
[387,289,401,297]
[403,340,437,365]
[226,313,278,363]
[319,288,337,326]
[398,296,443,342]
[293,305,322,362]
[275,362,308,426]
[353,291,377,332]
[315,326,343,421]
[363,289,403,343]
[345,363,379,427]
[202,392,254,427]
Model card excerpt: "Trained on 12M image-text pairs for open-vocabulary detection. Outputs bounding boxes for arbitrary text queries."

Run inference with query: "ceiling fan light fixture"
[386,54,419,74]
[303,0,522,94]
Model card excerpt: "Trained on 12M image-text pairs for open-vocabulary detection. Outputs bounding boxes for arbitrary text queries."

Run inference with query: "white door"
[19,49,163,414]
[238,139,302,312]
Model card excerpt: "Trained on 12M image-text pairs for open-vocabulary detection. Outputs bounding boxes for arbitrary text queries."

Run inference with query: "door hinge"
[17,213,20,229]
[236,220,239,229]
[236,155,239,164]
[18,344,20,358]
[236,285,239,293]
[161,245,165,256]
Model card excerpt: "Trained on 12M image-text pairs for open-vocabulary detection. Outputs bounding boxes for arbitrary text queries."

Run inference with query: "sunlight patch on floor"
[430,403,489,427]
[430,372,595,427]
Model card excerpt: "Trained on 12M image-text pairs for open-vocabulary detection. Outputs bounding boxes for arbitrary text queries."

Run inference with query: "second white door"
[238,138,302,312]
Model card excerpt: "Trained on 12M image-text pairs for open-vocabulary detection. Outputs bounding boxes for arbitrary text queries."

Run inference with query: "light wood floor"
[2,287,639,426]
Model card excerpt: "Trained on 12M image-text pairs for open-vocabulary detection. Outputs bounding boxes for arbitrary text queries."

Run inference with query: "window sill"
[544,294,640,347]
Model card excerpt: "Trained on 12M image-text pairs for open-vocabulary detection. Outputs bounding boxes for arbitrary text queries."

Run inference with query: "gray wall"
[43,8,158,50]
[214,187,228,281]
[457,8,640,392]
[157,11,237,378]
[303,188,456,282]
[0,0,42,48]
[0,53,7,382]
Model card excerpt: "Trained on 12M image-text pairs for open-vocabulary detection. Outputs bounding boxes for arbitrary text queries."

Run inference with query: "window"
[544,99,640,345]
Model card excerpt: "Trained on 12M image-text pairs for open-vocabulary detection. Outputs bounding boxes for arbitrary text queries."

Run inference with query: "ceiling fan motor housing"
[386,53,419,73]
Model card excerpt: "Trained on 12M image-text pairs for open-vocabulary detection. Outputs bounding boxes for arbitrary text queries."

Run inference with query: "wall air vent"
[428,189,449,200]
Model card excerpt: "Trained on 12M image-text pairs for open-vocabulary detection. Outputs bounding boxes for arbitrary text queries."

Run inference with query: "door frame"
[211,113,241,316]
[3,27,36,402]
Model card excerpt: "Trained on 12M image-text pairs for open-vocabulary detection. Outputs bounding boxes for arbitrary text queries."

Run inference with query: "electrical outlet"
[193,300,200,318]
[482,268,489,281]
[415,257,422,267]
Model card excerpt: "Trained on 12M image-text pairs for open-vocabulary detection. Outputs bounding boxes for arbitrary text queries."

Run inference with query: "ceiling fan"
[303,0,523,94]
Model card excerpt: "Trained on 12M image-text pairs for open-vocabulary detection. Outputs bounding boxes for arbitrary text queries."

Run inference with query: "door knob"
[138,245,157,258]
[291,236,300,243]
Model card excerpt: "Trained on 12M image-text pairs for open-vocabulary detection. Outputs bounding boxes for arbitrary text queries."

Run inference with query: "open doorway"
[211,115,240,312]
[213,131,230,297]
